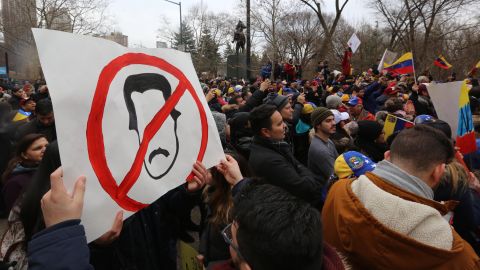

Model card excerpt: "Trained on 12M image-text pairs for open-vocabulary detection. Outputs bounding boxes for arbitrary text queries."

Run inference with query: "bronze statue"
[232,20,246,54]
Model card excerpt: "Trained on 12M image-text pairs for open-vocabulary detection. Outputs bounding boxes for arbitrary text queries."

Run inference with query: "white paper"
[347,33,361,54]
[32,29,224,241]
[427,81,463,138]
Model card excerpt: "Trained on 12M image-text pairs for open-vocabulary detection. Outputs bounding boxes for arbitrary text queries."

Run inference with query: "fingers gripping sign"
[42,167,86,228]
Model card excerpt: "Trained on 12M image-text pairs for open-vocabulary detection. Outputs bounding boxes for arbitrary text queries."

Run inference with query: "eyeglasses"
[222,223,244,260]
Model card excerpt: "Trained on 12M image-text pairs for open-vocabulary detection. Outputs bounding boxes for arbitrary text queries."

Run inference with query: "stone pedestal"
[227,53,247,79]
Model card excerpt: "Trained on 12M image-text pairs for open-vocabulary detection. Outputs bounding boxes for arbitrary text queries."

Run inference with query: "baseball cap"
[302,103,317,115]
[414,114,435,125]
[234,85,243,92]
[384,87,399,96]
[334,151,376,179]
[330,109,349,124]
[347,96,362,106]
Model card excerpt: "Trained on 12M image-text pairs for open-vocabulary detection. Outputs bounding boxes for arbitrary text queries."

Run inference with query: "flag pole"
[412,53,418,84]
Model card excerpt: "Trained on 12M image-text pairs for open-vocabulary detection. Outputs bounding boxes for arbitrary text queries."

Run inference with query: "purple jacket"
[2,164,37,213]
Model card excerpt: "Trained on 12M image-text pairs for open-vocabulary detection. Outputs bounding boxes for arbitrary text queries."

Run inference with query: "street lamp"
[164,0,182,50]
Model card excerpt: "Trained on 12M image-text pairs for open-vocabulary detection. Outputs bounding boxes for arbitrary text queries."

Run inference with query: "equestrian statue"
[232,20,246,54]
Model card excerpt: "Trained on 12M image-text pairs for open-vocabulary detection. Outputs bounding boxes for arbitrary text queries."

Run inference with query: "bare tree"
[414,0,478,69]
[183,4,236,52]
[371,0,480,71]
[250,0,288,79]
[1,0,111,79]
[277,11,322,69]
[300,0,350,61]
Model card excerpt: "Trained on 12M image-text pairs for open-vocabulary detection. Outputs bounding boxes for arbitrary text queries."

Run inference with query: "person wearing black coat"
[20,141,207,270]
[410,84,436,117]
[248,105,324,208]
[354,120,388,163]
[15,99,57,142]
[236,80,270,114]
[434,162,480,255]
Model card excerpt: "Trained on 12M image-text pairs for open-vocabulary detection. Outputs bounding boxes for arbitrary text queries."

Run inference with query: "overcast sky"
[108,0,374,48]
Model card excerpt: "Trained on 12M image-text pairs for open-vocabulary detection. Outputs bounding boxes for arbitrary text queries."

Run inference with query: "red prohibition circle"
[86,53,209,212]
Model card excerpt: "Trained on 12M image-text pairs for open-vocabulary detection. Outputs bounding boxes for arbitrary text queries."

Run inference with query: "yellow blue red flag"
[384,52,414,75]
[456,80,476,154]
[383,114,414,139]
[433,55,452,70]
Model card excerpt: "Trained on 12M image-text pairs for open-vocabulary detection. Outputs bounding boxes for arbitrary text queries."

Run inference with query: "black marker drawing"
[123,73,181,180]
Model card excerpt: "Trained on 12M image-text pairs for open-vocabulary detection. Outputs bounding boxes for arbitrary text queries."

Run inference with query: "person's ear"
[240,263,252,270]
[21,152,28,160]
[384,150,391,161]
[430,163,446,188]
[260,127,271,138]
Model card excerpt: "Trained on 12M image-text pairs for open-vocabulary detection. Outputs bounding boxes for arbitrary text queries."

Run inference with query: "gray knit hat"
[325,95,342,109]
[263,92,289,110]
[311,107,334,127]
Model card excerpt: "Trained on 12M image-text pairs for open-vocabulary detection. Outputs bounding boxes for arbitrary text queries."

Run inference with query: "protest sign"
[179,241,203,270]
[347,33,361,54]
[33,29,224,241]
[427,81,476,154]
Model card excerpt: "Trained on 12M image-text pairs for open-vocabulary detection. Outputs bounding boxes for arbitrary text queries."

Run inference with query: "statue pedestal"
[227,53,247,79]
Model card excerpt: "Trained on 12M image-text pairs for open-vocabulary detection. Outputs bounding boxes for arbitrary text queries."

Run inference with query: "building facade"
[102,32,128,47]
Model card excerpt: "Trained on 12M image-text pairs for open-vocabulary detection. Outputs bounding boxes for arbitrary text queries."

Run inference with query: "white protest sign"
[347,33,361,54]
[32,29,224,241]
[427,81,463,138]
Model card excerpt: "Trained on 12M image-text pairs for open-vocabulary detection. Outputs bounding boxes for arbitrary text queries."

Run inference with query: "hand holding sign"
[186,161,209,193]
[216,155,243,186]
[94,211,123,246]
[41,167,85,228]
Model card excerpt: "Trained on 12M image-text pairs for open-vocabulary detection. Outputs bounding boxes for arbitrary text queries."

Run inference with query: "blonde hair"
[441,161,468,194]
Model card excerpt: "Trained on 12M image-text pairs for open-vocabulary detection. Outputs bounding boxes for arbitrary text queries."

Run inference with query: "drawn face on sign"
[123,73,181,179]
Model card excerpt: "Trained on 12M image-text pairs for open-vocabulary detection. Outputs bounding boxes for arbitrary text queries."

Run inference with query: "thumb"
[197,255,205,265]
[73,176,86,204]
[111,211,124,234]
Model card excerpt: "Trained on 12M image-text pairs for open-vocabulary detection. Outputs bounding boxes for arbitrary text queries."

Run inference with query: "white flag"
[377,49,398,72]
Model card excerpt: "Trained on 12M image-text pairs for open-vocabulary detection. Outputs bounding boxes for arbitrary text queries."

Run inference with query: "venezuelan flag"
[433,55,452,70]
[384,52,414,75]
[12,109,31,122]
[383,114,414,139]
[456,80,477,154]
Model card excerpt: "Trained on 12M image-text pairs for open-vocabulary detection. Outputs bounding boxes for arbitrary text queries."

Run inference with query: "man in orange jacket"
[322,125,480,269]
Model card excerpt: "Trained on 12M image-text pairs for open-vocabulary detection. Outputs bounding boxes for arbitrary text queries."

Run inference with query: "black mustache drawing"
[148,147,170,164]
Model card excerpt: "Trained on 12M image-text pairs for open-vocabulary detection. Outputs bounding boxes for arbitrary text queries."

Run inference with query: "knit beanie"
[263,92,289,110]
[311,107,334,127]
[357,120,383,142]
[326,95,342,109]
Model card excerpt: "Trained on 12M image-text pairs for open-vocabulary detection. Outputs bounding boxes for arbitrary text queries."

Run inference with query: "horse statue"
[232,20,246,54]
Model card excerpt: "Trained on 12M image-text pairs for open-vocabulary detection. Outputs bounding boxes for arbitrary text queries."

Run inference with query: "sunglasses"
[222,223,244,260]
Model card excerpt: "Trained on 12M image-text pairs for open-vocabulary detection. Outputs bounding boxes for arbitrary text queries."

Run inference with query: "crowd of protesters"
[1,58,480,270]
